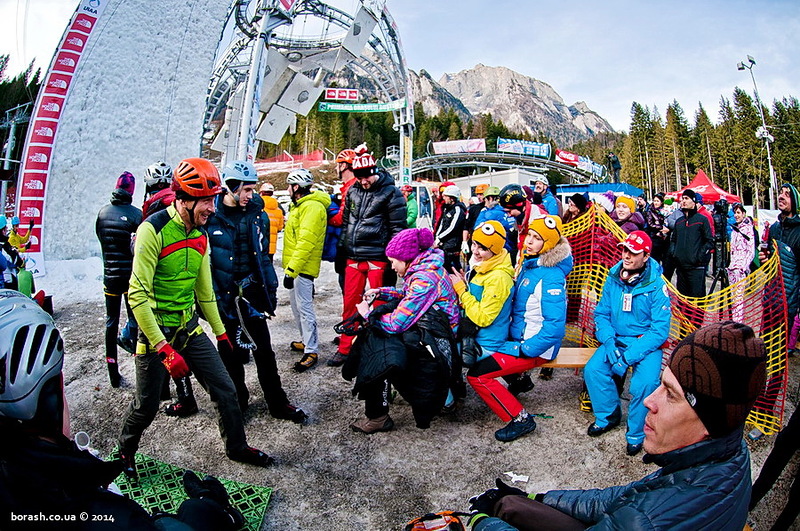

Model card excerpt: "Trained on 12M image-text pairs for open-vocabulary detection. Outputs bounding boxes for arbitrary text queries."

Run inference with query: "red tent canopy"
[667,170,741,204]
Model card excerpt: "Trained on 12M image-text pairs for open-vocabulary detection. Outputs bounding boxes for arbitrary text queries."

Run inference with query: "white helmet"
[0,290,64,423]
[533,174,549,186]
[222,160,258,192]
[443,185,462,199]
[144,161,173,188]
[286,168,314,187]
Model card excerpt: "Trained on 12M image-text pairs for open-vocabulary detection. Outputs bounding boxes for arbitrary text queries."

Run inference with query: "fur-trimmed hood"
[537,236,572,269]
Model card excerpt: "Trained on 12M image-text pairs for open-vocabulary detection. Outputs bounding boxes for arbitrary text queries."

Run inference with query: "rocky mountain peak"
[412,64,614,145]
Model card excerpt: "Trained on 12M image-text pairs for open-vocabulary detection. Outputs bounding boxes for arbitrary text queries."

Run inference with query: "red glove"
[217,333,233,352]
[158,343,190,378]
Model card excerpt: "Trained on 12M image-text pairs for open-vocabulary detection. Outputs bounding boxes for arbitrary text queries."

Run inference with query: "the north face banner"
[16,0,107,276]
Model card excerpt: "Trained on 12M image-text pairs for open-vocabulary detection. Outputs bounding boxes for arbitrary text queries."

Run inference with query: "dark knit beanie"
[681,188,697,203]
[668,321,767,438]
[569,193,587,211]
[116,171,135,194]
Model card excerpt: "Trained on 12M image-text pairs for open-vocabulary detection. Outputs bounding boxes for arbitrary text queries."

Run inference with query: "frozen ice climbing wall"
[37,0,229,261]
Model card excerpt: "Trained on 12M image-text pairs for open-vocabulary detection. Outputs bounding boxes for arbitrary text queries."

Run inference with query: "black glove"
[469,479,528,517]
[283,275,294,290]
[28,220,34,230]
[469,488,503,517]
[494,478,527,498]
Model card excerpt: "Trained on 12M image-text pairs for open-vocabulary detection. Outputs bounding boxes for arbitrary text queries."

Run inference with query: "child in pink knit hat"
[350,227,461,434]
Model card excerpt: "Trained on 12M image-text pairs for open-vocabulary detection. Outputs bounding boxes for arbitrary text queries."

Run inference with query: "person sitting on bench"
[461,214,573,443]
[584,230,671,457]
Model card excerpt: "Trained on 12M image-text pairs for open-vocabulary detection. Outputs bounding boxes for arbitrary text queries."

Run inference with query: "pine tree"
[771,97,800,184]
[716,97,740,197]
[664,101,690,190]
[733,87,767,208]
[691,104,716,182]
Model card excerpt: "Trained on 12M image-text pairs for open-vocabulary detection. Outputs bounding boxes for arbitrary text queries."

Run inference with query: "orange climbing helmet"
[336,149,357,165]
[171,157,223,199]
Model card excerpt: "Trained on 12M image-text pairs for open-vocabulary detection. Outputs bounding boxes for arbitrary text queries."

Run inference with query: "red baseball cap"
[618,230,652,254]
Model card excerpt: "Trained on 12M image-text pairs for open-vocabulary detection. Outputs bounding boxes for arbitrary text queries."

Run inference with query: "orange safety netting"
[562,205,788,435]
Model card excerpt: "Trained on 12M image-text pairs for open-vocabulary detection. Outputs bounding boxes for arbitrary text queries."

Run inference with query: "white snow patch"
[38,258,104,305]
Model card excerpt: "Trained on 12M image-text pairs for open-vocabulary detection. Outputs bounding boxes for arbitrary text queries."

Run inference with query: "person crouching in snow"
[467,215,573,442]
[349,227,460,433]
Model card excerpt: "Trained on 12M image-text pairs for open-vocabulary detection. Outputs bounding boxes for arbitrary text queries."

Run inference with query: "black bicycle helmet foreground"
[0,290,64,433]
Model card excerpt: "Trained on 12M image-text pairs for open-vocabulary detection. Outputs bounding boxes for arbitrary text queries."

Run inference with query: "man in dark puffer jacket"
[763,183,800,318]
[670,189,713,298]
[205,161,306,423]
[467,322,766,531]
[331,151,406,367]
[95,171,142,387]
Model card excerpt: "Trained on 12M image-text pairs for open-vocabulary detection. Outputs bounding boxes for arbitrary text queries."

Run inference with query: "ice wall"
[45,0,230,259]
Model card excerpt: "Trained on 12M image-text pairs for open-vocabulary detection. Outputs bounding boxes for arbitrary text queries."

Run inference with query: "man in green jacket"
[118,158,273,478]
[283,168,331,372]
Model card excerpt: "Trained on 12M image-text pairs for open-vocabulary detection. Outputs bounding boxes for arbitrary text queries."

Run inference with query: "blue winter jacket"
[541,192,560,217]
[594,257,671,365]
[503,238,573,359]
[475,429,753,530]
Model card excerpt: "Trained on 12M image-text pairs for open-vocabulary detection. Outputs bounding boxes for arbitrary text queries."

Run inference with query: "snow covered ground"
[39,253,798,530]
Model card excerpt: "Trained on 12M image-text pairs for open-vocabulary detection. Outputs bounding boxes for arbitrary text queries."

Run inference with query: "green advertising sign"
[318,98,407,113]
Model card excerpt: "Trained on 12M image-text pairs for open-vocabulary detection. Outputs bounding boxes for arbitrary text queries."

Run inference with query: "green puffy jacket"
[282,190,331,278]
[406,193,418,228]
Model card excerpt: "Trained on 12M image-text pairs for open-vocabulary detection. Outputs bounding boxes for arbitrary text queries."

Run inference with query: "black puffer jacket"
[340,170,407,261]
[206,194,278,320]
[435,201,467,252]
[344,301,460,429]
[671,208,713,267]
[95,188,142,292]
[769,213,800,315]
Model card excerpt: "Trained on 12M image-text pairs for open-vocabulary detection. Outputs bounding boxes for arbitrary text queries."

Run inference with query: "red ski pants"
[339,259,388,355]
[467,352,548,422]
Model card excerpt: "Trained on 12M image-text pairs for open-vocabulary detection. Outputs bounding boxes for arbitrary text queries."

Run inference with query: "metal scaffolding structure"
[203,0,414,182]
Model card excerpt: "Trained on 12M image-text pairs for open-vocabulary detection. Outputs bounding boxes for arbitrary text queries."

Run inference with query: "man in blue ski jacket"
[585,230,671,457]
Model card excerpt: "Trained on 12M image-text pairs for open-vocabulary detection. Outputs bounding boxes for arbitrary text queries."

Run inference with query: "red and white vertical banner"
[16,0,107,276]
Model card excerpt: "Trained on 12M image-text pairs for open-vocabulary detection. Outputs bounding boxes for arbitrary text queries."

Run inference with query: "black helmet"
[500,184,527,209]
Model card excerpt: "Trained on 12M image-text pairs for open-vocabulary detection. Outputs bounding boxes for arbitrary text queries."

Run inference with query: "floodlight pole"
[738,56,777,210]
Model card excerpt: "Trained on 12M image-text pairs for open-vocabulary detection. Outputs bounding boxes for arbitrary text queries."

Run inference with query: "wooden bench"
[540,347,596,368]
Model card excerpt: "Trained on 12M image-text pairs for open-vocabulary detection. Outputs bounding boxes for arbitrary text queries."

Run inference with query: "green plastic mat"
[113,454,272,531]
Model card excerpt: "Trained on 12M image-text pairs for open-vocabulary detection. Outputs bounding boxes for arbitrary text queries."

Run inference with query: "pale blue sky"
[2,0,798,131]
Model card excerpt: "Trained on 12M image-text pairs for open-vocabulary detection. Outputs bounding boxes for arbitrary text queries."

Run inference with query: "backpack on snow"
[404,511,469,531]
